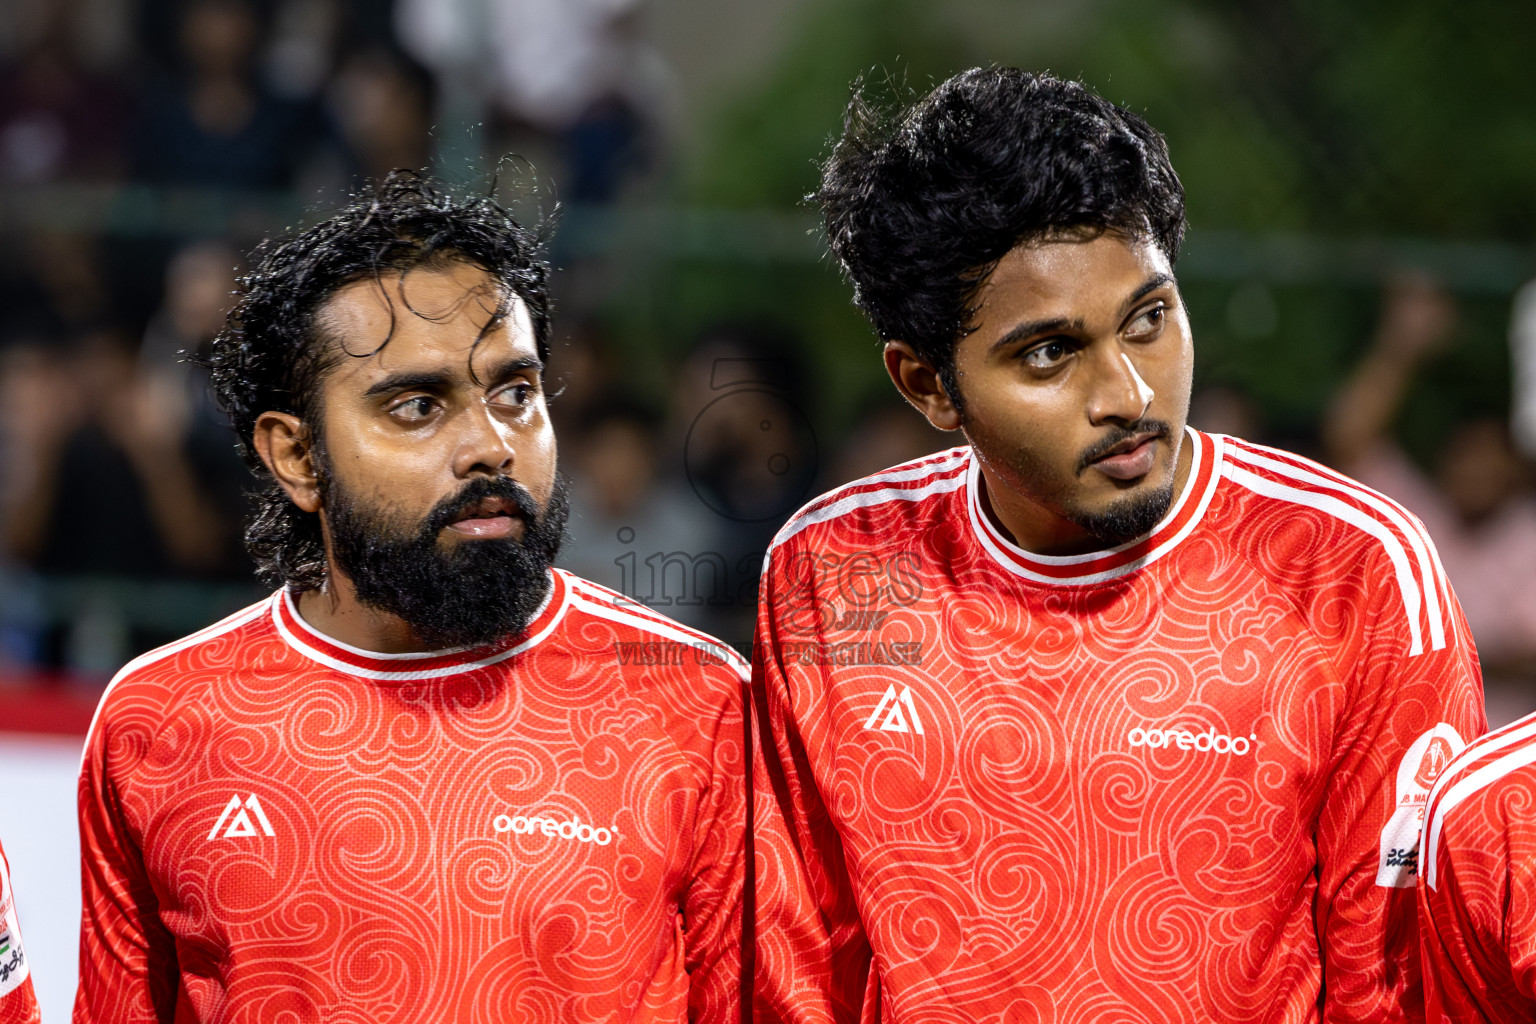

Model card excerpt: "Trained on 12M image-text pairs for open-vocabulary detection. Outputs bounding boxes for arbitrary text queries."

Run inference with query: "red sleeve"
[1314,556,1485,1022]
[750,545,871,1024]
[1418,729,1536,1023]
[0,842,40,1024]
[676,662,751,1024]
[74,699,180,1024]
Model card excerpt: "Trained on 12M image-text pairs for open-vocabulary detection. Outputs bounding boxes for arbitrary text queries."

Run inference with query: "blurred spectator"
[0,11,128,183]
[139,240,234,363]
[1324,274,1536,682]
[0,331,227,579]
[327,49,432,184]
[396,0,668,201]
[545,318,617,435]
[826,397,953,488]
[130,0,342,190]
[0,229,115,355]
[263,0,341,101]
[19,229,113,333]
[659,322,818,648]
[559,400,722,633]
[139,239,254,577]
[668,321,818,530]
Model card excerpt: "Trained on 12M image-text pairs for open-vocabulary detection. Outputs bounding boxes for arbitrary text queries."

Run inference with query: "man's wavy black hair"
[813,68,1186,400]
[204,169,553,591]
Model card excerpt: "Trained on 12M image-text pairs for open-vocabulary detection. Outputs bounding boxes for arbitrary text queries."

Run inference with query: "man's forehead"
[985,233,1171,304]
[319,266,538,382]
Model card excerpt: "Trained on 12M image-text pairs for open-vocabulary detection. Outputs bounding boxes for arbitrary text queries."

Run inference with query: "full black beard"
[1067,478,1176,546]
[322,473,570,650]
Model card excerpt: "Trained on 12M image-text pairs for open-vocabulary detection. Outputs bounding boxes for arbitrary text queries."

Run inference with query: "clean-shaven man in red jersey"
[1418,712,1536,1020]
[750,68,1486,1022]
[75,172,760,1023]
[0,839,40,1024]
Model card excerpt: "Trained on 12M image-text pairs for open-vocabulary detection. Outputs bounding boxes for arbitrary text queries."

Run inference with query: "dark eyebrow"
[479,355,544,387]
[363,370,454,399]
[361,357,544,400]
[1126,273,1175,307]
[987,273,1175,353]
[989,316,1085,354]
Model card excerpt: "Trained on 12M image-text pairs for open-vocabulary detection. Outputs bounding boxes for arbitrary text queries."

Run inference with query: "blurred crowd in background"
[1,0,1536,716]
[0,0,956,670]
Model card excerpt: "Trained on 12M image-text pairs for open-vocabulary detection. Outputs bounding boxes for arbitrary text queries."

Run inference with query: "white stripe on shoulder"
[567,583,747,678]
[1240,441,1457,607]
[1422,715,1536,889]
[564,575,734,648]
[807,447,970,509]
[769,449,970,554]
[81,594,274,770]
[1225,441,1449,651]
[1223,461,1425,656]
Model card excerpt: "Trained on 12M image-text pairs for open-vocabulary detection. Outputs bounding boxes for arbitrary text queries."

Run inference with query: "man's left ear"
[253,411,321,513]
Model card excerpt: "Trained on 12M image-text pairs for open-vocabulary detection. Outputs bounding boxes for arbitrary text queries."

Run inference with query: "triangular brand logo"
[208,793,277,840]
[863,685,925,736]
[224,809,257,837]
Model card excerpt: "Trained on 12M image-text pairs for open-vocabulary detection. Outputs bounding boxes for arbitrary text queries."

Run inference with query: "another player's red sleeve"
[74,703,180,1024]
[750,545,870,1024]
[1314,552,1485,1022]
[674,660,752,1024]
[0,841,41,1024]
[1418,728,1536,1023]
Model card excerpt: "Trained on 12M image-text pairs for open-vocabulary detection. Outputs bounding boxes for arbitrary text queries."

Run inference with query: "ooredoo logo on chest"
[492,812,618,846]
[1127,724,1256,756]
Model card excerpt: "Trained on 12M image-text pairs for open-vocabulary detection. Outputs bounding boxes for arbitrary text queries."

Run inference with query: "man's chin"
[376,561,559,649]
[1070,478,1176,546]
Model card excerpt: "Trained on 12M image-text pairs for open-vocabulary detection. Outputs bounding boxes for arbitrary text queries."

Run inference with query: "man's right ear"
[252,412,321,514]
[884,341,962,432]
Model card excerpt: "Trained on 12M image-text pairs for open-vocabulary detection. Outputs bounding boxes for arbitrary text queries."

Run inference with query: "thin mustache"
[1076,421,1171,475]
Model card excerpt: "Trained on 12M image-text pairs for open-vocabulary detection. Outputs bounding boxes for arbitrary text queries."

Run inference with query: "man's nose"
[1086,347,1154,425]
[452,403,516,477]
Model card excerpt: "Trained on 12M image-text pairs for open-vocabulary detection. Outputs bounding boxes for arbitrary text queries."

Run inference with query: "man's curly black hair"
[204,169,553,591]
[813,67,1186,403]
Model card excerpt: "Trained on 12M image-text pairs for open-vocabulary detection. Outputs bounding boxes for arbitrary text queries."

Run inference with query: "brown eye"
[1125,305,1166,339]
[394,396,436,421]
[493,382,535,409]
[1022,339,1073,370]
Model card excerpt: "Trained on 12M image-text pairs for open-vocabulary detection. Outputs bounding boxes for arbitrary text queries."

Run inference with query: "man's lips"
[445,496,525,539]
[1087,433,1161,481]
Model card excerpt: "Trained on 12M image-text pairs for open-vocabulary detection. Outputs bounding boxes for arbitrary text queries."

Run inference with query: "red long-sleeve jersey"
[0,839,40,1024]
[1418,711,1536,1021]
[75,569,751,1023]
[752,428,1485,1022]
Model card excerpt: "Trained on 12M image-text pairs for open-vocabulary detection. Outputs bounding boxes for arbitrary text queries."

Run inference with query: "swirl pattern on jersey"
[76,570,749,1024]
[753,430,1485,1023]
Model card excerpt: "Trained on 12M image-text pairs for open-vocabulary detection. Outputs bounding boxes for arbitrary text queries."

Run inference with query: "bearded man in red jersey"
[750,68,1486,1022]
[75,172,761,1023]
